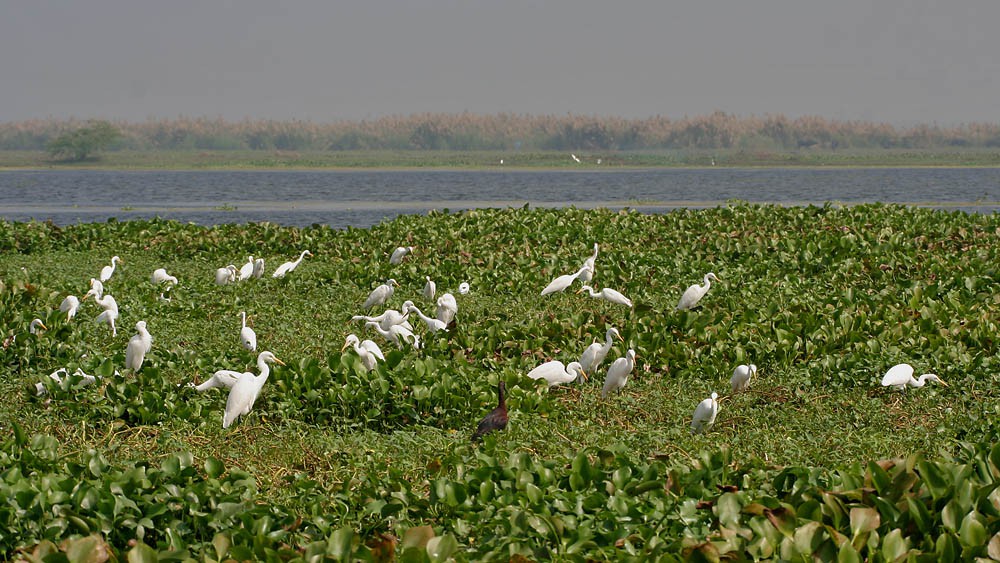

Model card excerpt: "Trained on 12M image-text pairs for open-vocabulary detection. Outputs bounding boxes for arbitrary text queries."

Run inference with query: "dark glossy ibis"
[472,381,507,441]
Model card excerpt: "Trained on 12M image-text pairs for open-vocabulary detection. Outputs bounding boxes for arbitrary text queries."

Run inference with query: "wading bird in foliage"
[472,381,508,441]
[676,272,720,311]
[881,363,947,391]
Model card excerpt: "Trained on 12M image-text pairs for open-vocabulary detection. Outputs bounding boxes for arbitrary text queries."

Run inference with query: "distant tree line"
[3,112,1000,153]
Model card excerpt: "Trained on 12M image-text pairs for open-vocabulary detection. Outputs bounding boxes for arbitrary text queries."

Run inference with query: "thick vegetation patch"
[1,204,999,559]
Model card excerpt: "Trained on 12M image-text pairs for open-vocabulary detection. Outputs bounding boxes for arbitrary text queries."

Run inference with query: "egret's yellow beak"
[340,341,350,352]
[580,369,588,381]
[616,333,625,342]
[37,323,47,331]
[274,357,286,366]
[939,379,948,387]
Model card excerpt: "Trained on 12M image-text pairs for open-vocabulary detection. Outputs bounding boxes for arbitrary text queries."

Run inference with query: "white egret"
[125,321,152,372]
[601,349,637,397]
[87,293,119,337]
[389,246,414,265]
[579,243,599,284]
[239,256,255,281]
[730,364,757,394]
[29,319,47,335]
[35,367,101,397]
[215,265,237,285]
[252,257,265,279]
[578,285,633,308]
[341,333,386,373]
[527,360,587,387]
[353,300,412,331]
[240,311,257,352]
[405,303,449,333]
[99,256,122,282]
[436,293,458,325]
[691,392,720,434]
[365,321,420,350]
[579,327,623,373]
[223,351,286,428]
[191,370,242,392]
[59,295,80,320]
[676,272,721,311]
[459,282,471,295]
[423,276,436,301]
[272,250,313,278]
[364,279,398,310]
[881,364,947,390]
[89,278,104,299]
[571,153,581,163]
[541,265,591,296]
[151,268,178,286]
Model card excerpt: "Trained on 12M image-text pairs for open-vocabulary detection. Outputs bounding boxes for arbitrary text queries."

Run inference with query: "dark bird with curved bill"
[472,381,508,441]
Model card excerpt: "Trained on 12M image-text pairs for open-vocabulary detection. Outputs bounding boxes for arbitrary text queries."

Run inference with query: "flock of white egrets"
[27,239,944,435]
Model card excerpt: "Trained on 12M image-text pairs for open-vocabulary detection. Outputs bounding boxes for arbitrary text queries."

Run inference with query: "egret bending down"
[366,321,421,350]
[215,265,237,285]
[691,392,720,434]
[527,360,587,387]
[405,303,448,333]
[342,333,386,373]
[29,319,47,335]
[579,327,623,373]
[578,285,633,308]
[676,272,720,311]
[436,293,458,325]
[389,246,414,265]
[881,363,947,390]
[151,268,178,286]
[541,265,591,296]
[223,351,285,428]
[272,250,312,278]
[191,370,242,392]
[601,349,636,397]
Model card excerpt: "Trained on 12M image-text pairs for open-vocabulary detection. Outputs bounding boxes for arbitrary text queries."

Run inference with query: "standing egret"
[240,312,257,352]
[125,321,152,372]
[601,349,637,397]
[85,293,118,337]
[881,364,947,390]
[472,381,508,441]
[237,256,254,281]
[365,321,420,350]
[541,265,591,296]
[578,285,633,308]
[364,279,398,310]
[89,278,104,299]
[730,364,757,393]
[29,319,47,334]
[436,293,458,326]
[579,327,623,373]
[59,295,80,320]
[151,268,178,286]
[215,265,237,285]
[527,360,587,387]
[691,392,720,434]
[579,243,599,284]
[252,257,266,279]
[341,333,386,373]
[423,276,436,301]
[272,250,313,278]
[223,351,285,428]
[459,282,471,295]
[99,256,122,283]
[676,273,721,311]
[404,303,449,333]
[389,246,414,265]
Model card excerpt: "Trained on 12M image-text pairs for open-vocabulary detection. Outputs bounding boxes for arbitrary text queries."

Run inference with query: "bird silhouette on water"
[472,381,508,441]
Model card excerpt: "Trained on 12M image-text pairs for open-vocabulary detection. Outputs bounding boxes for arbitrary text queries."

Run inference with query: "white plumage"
[99,255,122,282]
[579,327,622,373]
[436,293,458,325]
[125,321,152,372]
[223,351,285,428]
[215,265,237,285]
[881,363,947,390]
[59,295,80,320]
[342,333,386,373]
[364,279,398,310]
[730,364,757,393]
[601,349,636,397]
[423,276,436,301]
[676,272,720,311]
[151,268,178,286]
[527,360,587,387]
[240,311,257,352]
[579,285,633,308]
[691,392,720,434]
[272,250,312,278]
[541,265,591,296]
[389,246,414,265]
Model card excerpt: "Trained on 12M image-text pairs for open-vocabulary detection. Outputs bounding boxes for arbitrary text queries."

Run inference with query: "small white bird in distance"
[151,268,178,286]
[390,246,414,265]
[223,351,285,428]
[578,285,633,308]
[405,303,449,333]
[527,360,587,387]
[691,392,720,434]
[436,293,458,326]
[29,319,47,335]
[423,276,436,301]
[59,295,80,320]
[341,333,386,373]
[252,257,266,279]
[272,250,313,278]
[601,349,637,398]
[579,327,623,374]
[125,321,153,372]
[676,272,721,311]
[571,154,581,163]
[240,311,257,352]
[541,265,591,296]
[730,364,757,394]
[880,363,947,390]
[365,321,421,350]
[215,265,238,285]
[239,256,255,281]
[364,279,398,310]
[459,282,471,295]
[100,256,122,282]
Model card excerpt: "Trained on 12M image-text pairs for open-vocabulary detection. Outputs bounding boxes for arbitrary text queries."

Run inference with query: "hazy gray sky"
[3,1,998,124]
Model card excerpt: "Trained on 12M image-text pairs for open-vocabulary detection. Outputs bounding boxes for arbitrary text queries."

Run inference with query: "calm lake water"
[1,168,998,228]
